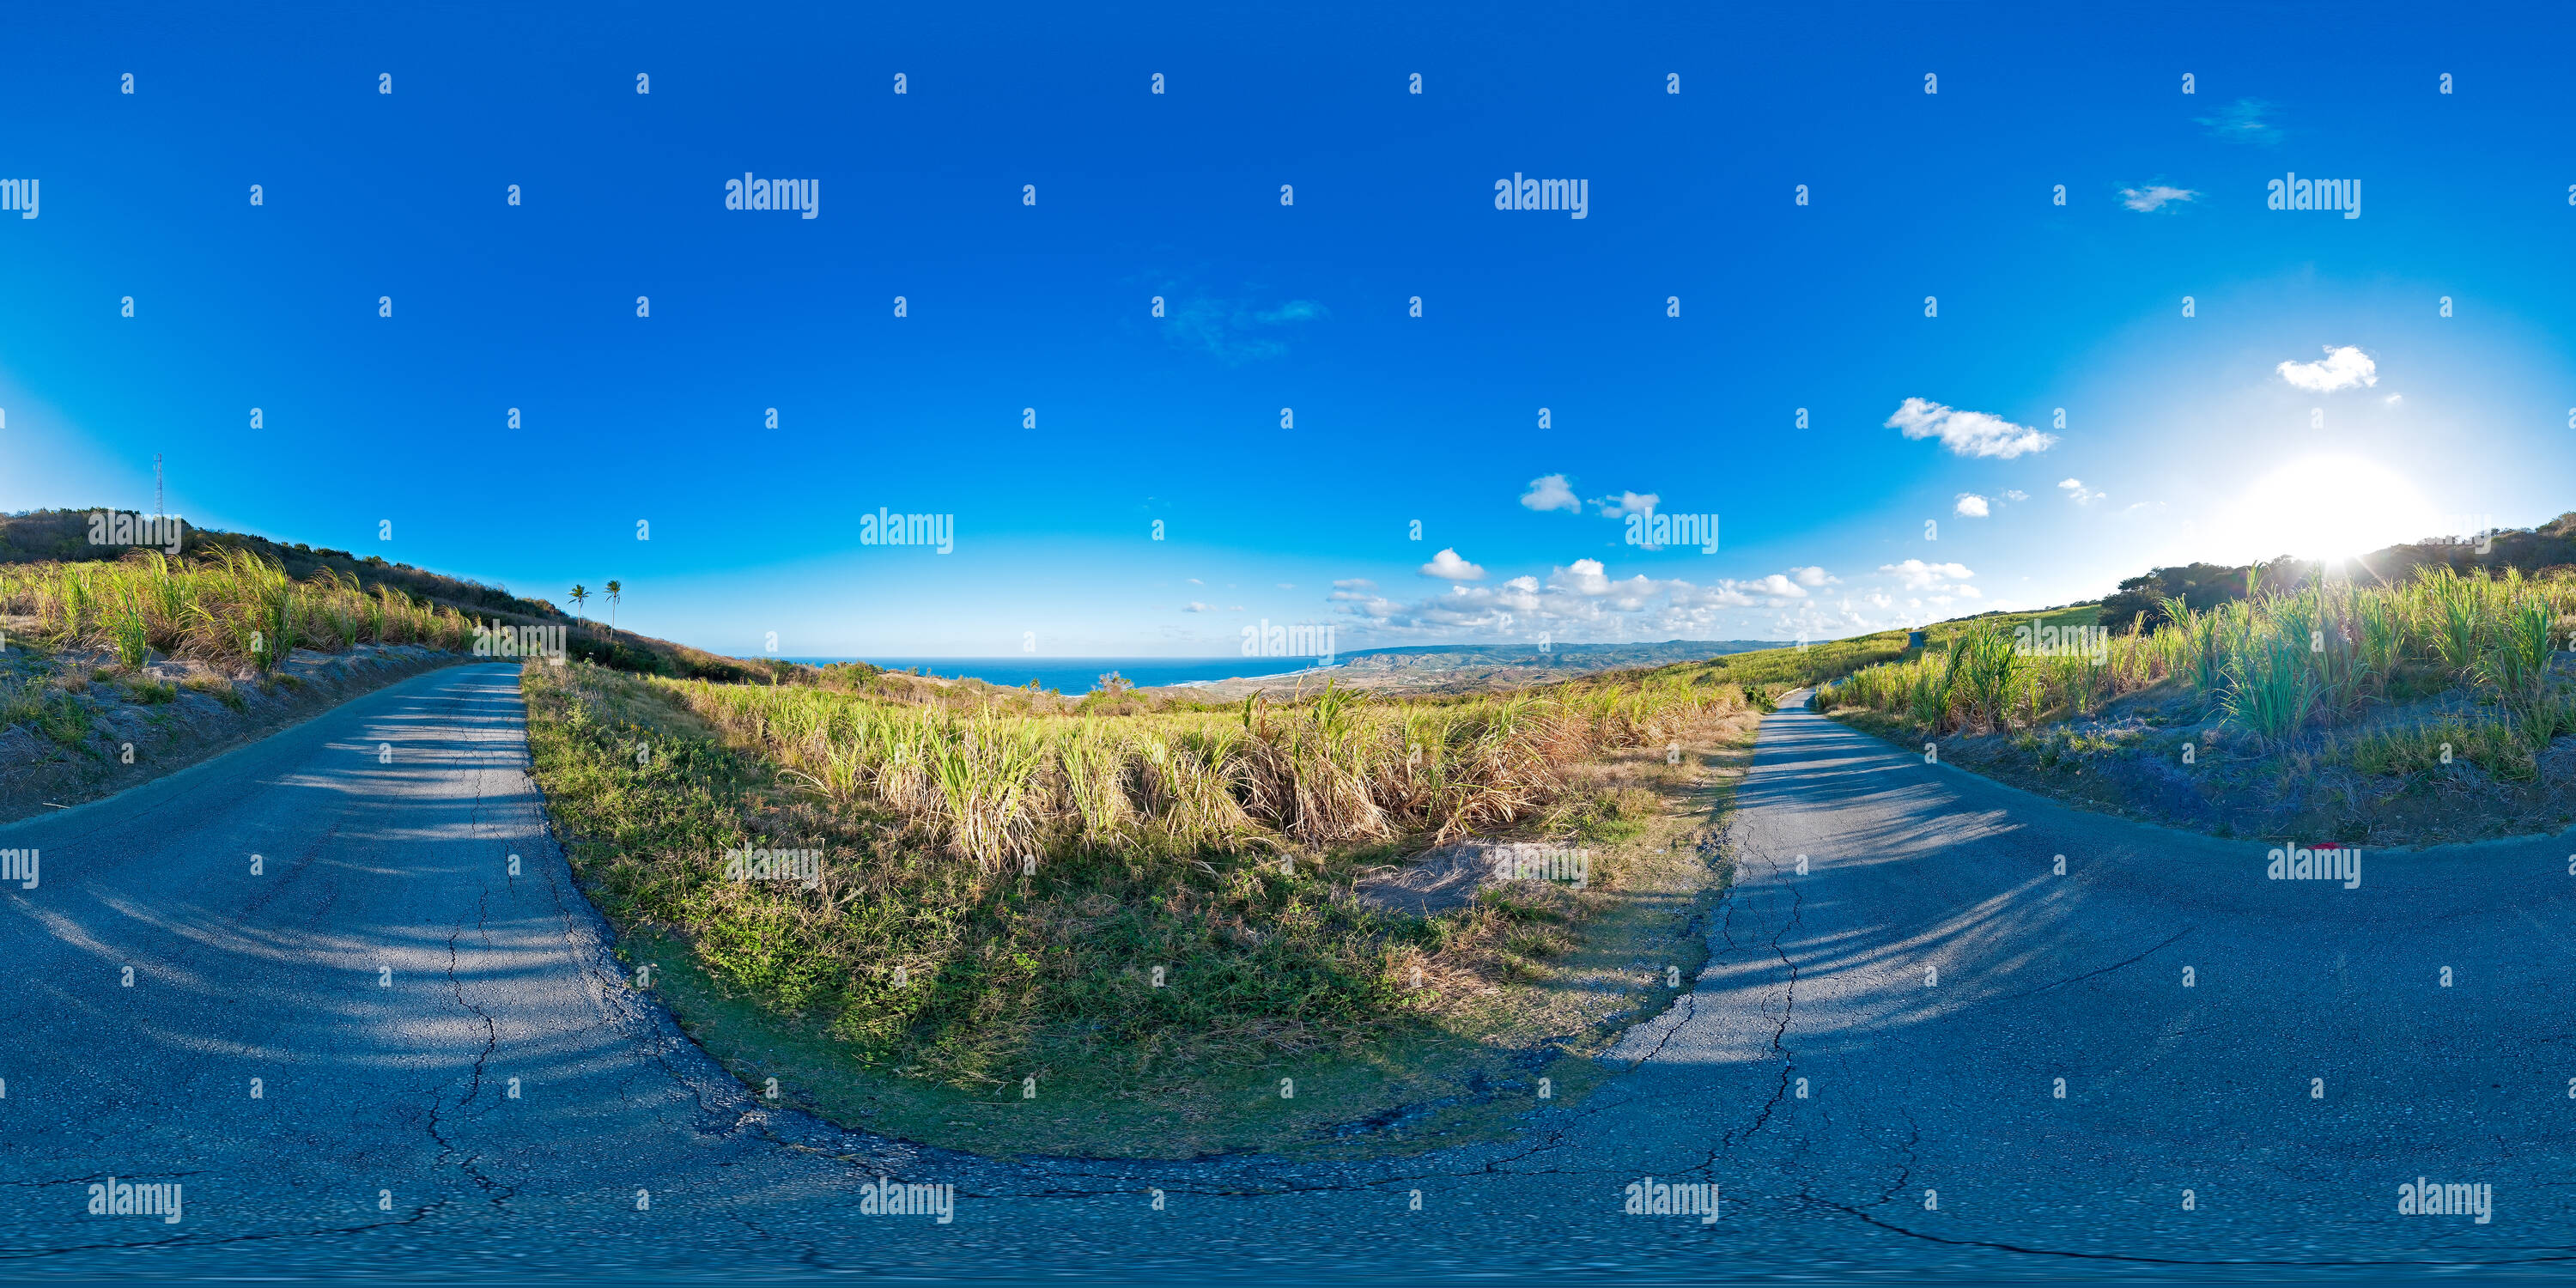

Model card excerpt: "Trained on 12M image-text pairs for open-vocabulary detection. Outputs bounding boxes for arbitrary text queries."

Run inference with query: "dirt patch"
[1358,841,1591,916]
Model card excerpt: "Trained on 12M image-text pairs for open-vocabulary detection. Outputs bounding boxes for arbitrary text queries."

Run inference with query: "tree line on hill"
[1,507,807,685]
[2097,512,2576,631]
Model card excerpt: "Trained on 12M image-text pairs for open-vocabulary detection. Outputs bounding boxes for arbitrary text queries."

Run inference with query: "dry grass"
[672,669,1753,872]
[524,659,1762,1093]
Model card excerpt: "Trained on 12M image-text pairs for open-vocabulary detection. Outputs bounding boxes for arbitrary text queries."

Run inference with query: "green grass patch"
[2335,716,2538,783]
[620,922,1623,1160]
[180,674,246,710]
[117,674,176,704]
[0,678,94,748]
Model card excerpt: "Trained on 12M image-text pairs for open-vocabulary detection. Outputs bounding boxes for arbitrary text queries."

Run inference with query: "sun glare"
[2219,454,2443,566]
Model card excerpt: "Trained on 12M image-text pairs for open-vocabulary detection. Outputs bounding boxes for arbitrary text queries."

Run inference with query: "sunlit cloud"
[1888,398,2057,459]
[1419,548,1486,580]
[1519,473,1581,513]
[2119,184,2198,212]
[2276,345,2379,392]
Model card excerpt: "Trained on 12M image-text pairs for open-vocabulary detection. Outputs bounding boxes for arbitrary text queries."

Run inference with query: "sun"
[2218,454,2441,565]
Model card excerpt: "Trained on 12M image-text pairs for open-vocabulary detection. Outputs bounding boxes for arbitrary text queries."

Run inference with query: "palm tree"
[605,580,622,635]
[568,584,589,625]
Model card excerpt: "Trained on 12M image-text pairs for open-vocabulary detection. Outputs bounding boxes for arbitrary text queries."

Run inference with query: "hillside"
[1819,565,2576,846]
[1,507,785,684]
[1177,638,1789,701]
[2099,510,2576,629]
[1339,640,1783,669]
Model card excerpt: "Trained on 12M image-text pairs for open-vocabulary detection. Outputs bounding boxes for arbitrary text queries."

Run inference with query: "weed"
[180,674,246,711]
[120,675,176,704]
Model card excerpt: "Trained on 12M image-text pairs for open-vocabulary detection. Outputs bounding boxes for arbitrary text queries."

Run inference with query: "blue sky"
[5,3,2573,658]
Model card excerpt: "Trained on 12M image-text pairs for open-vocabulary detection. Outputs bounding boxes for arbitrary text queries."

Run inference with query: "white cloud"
[1954,493,1990,518]
[2276,345,2378,392]
[2059,477,2104,505]
[1277,582,1296,589]
[1596,490,1661,518]
[2003,489,2029,501]
[1187,578,1202,585]
[1331,578,1376,592]
[2119,184,2199,212]
[1419,548,1486,580]
[1887,397,2057,459]
[1519,473,1581,513]
[1315,556,1917,646]
[1552,559,1613,595]
[1182,601,1215,612]
[1881,559,1974,591]
[2384,393,2403,405]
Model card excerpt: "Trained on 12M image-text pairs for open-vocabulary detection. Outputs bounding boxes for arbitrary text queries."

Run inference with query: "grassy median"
[520,659,1759,1157]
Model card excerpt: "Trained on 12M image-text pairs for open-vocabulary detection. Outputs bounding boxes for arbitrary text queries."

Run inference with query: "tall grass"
[676,672,1747,866]
[0,549,477,671]
[522,659,1757,1087]
[1817,566,2573,750]
[2218,607,2318,742]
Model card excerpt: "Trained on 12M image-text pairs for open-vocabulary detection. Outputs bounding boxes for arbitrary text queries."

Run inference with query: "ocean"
[787,657,1337,695]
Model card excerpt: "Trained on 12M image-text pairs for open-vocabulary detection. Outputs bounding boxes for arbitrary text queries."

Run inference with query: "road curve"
[3,665,2572,1279]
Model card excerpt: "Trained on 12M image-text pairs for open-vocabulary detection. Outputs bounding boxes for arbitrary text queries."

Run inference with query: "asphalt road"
[4,664,2573,1282]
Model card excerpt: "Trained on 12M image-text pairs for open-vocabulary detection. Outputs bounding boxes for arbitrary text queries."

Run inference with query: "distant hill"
[1,507,787,683]
[2098,510,2576,629]
[1336,640,1786,671]
[1170,639,1789,702]
[2,507,561,617]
